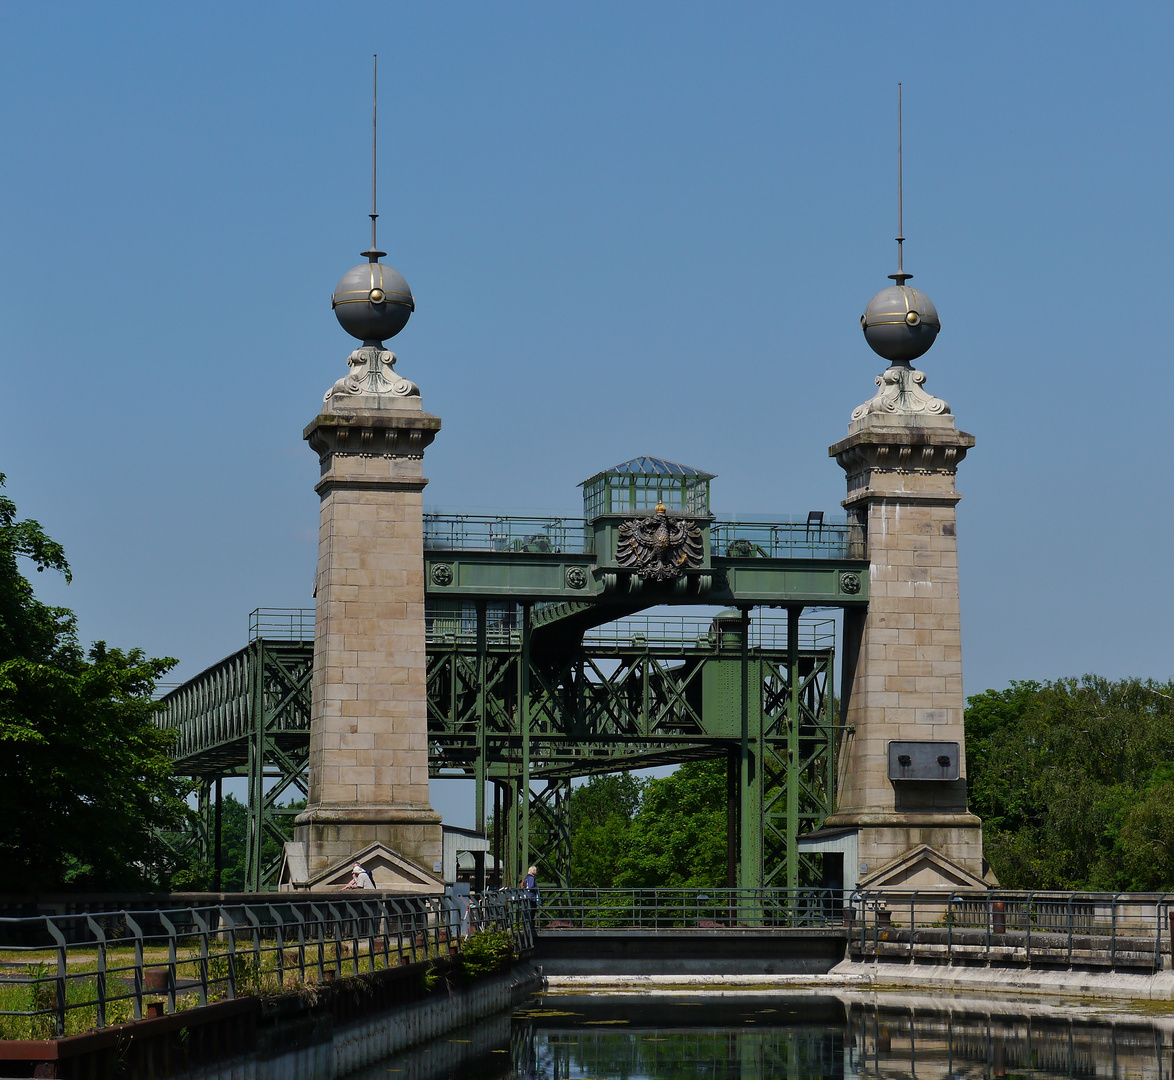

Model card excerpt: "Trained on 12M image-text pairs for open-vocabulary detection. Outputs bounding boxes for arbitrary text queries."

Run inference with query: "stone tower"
[280,252,444,891]
[820,277,989,891]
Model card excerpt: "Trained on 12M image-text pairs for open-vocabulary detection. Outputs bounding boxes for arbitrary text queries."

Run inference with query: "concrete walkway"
[543,959,1174,1006]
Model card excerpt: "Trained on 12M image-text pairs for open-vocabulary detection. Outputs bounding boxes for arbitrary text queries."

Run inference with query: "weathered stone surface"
[824,365,987,887]
[290,405,444,885]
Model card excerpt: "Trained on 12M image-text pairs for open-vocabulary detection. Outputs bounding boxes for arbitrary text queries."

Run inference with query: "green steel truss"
[158,637,312,890]
[159,609,836,892]
[158,507,865,890]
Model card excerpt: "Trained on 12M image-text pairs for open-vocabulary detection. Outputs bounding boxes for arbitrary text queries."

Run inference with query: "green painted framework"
[159,610,837,893]
[426,604,837,892]
[158,512,867,891]
[158,638,312,891]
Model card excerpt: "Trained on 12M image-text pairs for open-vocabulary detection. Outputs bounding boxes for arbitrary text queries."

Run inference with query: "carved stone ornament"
[324,347,420,407]
[851,362,950,423]
[565,566,588,590]
[616,504,703,582]
[431,563,454,587]
[840,572,862,595]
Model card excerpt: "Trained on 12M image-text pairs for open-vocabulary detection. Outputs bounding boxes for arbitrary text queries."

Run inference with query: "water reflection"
[352,993,1174,1080]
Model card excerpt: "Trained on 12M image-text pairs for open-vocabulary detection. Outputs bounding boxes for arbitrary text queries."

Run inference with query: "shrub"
[458,931,514,979]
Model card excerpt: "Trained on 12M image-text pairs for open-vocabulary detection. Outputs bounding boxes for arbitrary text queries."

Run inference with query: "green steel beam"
[159,621,836,890]
[423,551,868,606]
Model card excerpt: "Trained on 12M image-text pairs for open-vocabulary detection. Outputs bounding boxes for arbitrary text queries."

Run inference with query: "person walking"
[521,865,540,939]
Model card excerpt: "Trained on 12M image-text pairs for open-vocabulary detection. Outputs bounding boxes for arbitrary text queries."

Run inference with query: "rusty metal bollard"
[992,902,1006,936]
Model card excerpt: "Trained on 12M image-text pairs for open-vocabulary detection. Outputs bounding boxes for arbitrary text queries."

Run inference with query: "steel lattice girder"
[158,625,837,890]
[158,639,312,889]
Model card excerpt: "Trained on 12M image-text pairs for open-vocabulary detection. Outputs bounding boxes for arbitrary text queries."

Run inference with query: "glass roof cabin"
[580,456,714,521]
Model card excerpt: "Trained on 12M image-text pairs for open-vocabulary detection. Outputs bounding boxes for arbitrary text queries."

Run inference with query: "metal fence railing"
[710,520,865,560]
[535,888,841,930]
[848,890,1174,972]
[0,893,531,1039]
[581,614,837,652]
[249,608,315,641]
[424,515,593,555]
[420,513,866,562]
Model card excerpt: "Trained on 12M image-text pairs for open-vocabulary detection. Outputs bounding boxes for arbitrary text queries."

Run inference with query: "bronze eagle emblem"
[616,503,703,582]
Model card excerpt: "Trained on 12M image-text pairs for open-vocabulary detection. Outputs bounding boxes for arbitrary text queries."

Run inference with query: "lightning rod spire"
[890,82,910,285]
[362,54,385,263]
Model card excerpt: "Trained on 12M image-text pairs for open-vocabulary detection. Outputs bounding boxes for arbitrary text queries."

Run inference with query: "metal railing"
[535,888,842,929]
[424,514,593,554]
[249,608,315,641]
[422,512,865,561]
[710,519,865,560]
[849,889,1174,972]
[469,890,536,948]
[0,893,531,1039]
[581,614,837,651]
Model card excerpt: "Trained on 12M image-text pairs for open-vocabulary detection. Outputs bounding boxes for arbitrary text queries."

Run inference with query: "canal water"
[347,991,1174,1079]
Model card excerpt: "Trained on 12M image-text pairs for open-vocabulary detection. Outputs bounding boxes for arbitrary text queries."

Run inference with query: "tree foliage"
[170,792,303,891]
[0,476,185,891]
[568,772,644,887]
[966,677,1174,891]
[526,762,729,889]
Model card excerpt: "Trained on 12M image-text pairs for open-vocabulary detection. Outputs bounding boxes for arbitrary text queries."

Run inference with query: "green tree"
[965,676,1174,890]
[0,476,185,890]
[615,760,728,888]
[568,772,644,887]
[171,792,305,891]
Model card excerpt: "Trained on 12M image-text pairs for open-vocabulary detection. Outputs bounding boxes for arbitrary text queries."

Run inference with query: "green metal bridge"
[156,458,868,892]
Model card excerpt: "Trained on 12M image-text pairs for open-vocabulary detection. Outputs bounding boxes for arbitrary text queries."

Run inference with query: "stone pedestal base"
[294,804,443,882]
[820,810,989,889]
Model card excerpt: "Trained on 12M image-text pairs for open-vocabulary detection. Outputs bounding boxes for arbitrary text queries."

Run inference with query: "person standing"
[521,865,539,938]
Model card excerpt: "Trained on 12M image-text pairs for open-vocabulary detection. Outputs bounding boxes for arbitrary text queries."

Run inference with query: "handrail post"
[1025,892,1032,967]
[124,915,145,1021]
[1111,893,1119,968]
[985,892,991,963]
[85,916,108,1030]
[909,892,916,962]
[379,898,391,969]
[310,904,326,981]
[220,907,237,1000]
[1155,894,1165,972]
[245,908,263,990]
[192,911,210,1007]
[344,902,360,975]
[389,899,406,964]
[268,906,286,988]
[946,893,955,963]
[291,905,307,982]
[329,902,344,974]
[43,919,68,1038]
[1067,894,1074,969]
[159,913,178,1014]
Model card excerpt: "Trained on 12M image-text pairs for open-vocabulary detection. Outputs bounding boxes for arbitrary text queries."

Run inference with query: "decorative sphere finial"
[859,83,940,364]
[860,284,939,363]
[332,262,414,344]
[330,53,415,347]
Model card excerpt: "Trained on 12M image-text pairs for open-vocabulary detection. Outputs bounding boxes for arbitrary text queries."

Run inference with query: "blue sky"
[3,4,1172,823]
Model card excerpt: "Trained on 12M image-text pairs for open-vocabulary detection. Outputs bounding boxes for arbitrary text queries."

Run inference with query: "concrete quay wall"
[534,928,847,977]
[543,961,1174,1005]
[171,961,540,1080]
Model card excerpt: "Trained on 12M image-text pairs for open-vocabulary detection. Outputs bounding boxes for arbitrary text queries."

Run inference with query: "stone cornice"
[296,804,443,826]
[304,411,442,459]
[314,476,430,496]
[822,810,983,829]
[829,425,975,461]
[832,425,975,508]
